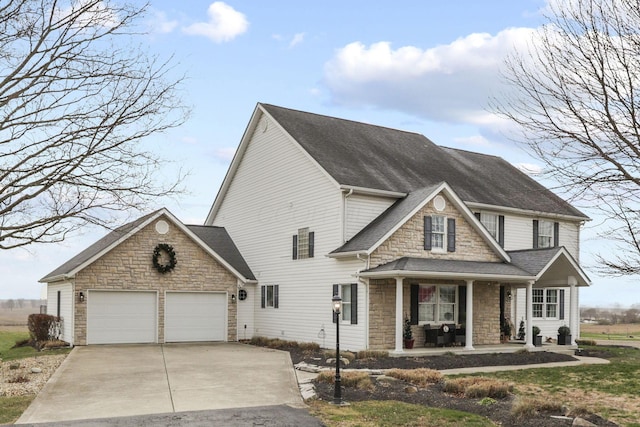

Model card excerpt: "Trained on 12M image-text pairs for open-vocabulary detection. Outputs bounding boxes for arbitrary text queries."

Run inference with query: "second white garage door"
[165,292,227,342]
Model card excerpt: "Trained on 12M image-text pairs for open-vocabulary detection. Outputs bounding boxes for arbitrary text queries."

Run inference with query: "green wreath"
[152,243,177,274]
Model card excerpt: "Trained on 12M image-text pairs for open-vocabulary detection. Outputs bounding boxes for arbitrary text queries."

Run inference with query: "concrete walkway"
[17,343,304,424]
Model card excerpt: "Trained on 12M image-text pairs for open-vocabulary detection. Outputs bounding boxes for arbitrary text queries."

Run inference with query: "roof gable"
[260,104,588,219]
[40,209,254,283]
[331,182,510,262]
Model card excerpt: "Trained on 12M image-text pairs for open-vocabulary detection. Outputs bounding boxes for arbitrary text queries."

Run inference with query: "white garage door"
[87,291,157,344]
[165,292,226,342]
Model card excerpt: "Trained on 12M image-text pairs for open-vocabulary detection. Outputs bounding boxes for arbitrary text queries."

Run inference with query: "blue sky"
[2,0,635,308]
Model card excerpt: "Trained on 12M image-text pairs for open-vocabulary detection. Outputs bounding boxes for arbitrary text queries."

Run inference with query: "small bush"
[8,376,30,384]
[27,314,62,343]
[478,397,497,406]
[356,350,389,359]
[298,342,320,351]
[444,377,513,399]
[386,368,442,387]
[575,339,597,346]
[316,371,373,390]
[323,350,355,362]
[558,325,571,336]
[511,397,563,419]
[515,348,530,354]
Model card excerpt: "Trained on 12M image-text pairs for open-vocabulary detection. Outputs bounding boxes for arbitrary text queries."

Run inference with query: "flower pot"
[557,334,572,345]
[404,338,415,349]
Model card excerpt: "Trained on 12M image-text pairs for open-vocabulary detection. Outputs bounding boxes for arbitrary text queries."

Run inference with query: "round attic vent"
[433,195,446,212]
[155,220,169,235]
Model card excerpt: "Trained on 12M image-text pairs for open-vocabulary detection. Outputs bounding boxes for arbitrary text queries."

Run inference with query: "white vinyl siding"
[47,282,74,346]
[345,194,396,241]
[87,291,157,344]
[237,284,255,341]
[165,292,226,342]
[210,113,367,350]
[503,214,580,260]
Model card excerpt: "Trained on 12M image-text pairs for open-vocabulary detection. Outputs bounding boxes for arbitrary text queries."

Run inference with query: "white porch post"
[395,277,404,353]
[465,280,474,350]
[525,280,534,349]
[568,276,578,345]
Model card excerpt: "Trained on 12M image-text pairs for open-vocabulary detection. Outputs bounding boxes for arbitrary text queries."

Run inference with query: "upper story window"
[424,216,456,253]
[533,219,559,249]
[261,284,279,309]
[475,212,505,247]
[292,228,314,259]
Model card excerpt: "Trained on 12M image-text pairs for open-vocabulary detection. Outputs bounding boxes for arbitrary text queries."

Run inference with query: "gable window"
[292,228,314,259]
[532,288,561,319]
[415,284,457,323]
[424,216,456,252]
[261,285,279,308]
[333,284,358,324]
[533,220,559,249]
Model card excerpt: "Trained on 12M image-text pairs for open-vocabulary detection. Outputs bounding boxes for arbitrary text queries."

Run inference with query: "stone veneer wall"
[368,279,502,350]
[73,215,238,345]
[370,192,501,267]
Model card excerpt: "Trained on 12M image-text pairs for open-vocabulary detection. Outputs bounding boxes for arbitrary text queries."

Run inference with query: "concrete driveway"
[17,343,305,424]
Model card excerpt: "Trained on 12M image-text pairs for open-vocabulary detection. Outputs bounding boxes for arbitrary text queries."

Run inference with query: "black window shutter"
[350,283,358,324]
[274,285,279,309]
[458,285,467,325]
[447,218,456,252]
[559,289,565,320]
[292,235,298,259]
[533,220,539,249]
[424,216,432,250]
[261,286,265,308]
[554,222,560,247]
[498,215,505,247]
[57,291,61,318]
[474,212,481,220]
[332,284,339,323]
[410,284,419,325]
[309,232,315,258]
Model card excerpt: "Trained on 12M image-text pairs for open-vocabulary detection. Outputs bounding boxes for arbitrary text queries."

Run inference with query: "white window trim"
[431,215,447,253]
[417,284,458,325]
[532,288,559,320]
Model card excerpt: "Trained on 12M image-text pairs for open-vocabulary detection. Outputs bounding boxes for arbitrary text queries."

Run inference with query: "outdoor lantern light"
[331,294,345,405]
[79,292,85,302]
[231,294,236,303]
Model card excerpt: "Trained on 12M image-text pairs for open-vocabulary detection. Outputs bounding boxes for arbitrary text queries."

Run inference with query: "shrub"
[27,314,62,343]
[356,350,389,359]
[558,325,571,336]
[575,339,597,346]
[532,325,541,336]
[444,377,513,399]
[323,350,355,362]
[386,368,442,387]
[316,371,373,390]
[511,397,563,419]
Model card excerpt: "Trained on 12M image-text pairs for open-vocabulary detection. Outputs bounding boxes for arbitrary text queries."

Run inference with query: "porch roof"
[358,257,534,282]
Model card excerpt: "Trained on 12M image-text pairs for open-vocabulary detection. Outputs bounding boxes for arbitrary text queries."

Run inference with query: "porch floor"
[392,340,577,357]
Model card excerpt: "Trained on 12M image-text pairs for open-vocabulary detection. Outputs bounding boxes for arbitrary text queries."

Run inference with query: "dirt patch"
[289,349,617,427]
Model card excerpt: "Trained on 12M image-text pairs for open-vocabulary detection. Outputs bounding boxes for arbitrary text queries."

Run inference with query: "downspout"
[356,252,370,350]
[342,189,354,243]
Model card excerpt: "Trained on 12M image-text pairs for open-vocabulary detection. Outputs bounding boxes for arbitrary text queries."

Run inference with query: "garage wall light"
[79,292,85,303]
[231,294,236,304]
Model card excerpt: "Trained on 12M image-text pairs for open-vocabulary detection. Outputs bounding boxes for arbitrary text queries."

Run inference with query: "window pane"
[432,216,445,232]
[342,285,351,303]
[481,213,498,238]
[533,303,543,317]
[439,304,455,322]
[297,228,309,259]
[419,303,435,322]
[419,286,436,303]
[546,289,557,303]
[342,303,351,321]
[538,221,554,248]
[546,304,557,318]
[532,289,543,303]
[440,286,456,303]
[266,286,274,307]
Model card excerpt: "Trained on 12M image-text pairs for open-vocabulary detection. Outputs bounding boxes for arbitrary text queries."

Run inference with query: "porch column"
[525,280,534,349]
[568,276,578,345]
[395,277,404,353]
[465,280,474,350]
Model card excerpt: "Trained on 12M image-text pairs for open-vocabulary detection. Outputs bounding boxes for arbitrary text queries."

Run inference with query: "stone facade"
[72,215,238,345]
[370,192,501,268]
[367,192,504,349]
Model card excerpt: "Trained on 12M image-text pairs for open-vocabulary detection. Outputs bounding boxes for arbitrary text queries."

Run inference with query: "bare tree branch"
[493,0,640,275]
[0,0,188,250]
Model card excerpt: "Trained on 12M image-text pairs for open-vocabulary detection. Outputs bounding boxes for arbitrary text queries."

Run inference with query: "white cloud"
[289,33,305,48]
[182,2,248,43]
[56,0,121,29]
[150,10,178,34]
[514,162,543,175]
[213,147,237,162]
[453,135,492,148]
[180,136,198,145]
[323,27,537,126]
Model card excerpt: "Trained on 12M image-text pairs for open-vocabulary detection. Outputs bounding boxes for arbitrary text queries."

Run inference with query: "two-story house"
[42,103,590,351]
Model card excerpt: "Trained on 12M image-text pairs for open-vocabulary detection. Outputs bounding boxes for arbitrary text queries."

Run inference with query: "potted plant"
[517,320,526,341]
[403,315,415,349]
[532,325,542,347]
[557,325,572,345]
[501,321,511,343]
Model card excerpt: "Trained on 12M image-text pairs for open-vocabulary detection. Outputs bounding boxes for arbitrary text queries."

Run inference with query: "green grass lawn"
[580,331,640,341]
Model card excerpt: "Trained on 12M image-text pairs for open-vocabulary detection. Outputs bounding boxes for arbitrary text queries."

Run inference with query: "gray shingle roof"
[186,225,255,280]
[507,247,568,276]
[261,104,587,219]
[40,211,255,282]
[362,257,532,277]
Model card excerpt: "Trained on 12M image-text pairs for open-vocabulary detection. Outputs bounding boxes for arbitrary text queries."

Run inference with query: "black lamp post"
[332,294,344,405]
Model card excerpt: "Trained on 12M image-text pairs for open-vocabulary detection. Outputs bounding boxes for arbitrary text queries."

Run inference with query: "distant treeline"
[0,299,44,310]
[581,306,640,324]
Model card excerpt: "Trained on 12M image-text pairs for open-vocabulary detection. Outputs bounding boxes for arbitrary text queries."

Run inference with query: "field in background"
[0,306,39,333]
[581,323,640,341]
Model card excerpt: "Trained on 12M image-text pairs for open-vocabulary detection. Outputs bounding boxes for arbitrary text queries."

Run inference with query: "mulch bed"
[286,347,619,427]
